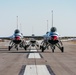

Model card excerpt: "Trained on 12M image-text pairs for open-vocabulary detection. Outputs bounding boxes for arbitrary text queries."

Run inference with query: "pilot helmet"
[50,27,57,32]
[14,29,20,33]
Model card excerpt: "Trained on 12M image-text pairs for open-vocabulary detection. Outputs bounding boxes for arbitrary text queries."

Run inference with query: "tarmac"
[0,41,76,75]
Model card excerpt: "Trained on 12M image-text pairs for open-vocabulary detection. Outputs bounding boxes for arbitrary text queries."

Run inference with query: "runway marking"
[30,49,37,52]
[28,49,41,58]
[19,65,26,75]
[19,65,55,75]
[46,65,55,75]
[20,49,55,75]
[19,48,55,75]
[28,53,41,58]
[26,49,43,58]
[22,65,55,75]
[39,53,43,58]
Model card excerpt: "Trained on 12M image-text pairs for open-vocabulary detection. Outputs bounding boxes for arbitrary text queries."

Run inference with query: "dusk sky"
[0,0,76,36]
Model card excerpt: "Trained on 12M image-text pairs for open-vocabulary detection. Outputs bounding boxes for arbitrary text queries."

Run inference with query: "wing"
[0,35,13,40]
[23,36,44,40]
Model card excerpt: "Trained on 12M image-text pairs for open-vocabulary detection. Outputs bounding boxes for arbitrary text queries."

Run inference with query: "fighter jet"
[40,27,64,52]
[0,16,28,50]
[0,29,27,50]
[8,29,27,50]
[26,34,39,48]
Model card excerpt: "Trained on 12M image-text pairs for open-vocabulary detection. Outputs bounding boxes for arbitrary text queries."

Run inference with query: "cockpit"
[14,29,20,34]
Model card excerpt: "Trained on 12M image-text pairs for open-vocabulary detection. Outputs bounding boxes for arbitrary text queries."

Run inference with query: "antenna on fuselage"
[47,20,48,32]
[17,16,18,29]
[32,25,34,35]
[51,10,53,27]
[20,23,22,32]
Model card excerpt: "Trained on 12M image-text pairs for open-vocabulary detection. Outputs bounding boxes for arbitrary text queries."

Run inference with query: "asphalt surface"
[0,41,76,75]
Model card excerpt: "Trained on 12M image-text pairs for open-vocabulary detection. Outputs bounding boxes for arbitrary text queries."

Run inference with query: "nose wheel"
[15,45,18,51]
[16,47,18,50]
[51,46,55,53]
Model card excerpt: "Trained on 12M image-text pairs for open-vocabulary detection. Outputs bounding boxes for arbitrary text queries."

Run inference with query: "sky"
[0,0,76,37]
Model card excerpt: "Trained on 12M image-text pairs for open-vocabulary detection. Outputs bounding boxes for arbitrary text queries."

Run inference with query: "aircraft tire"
[16,48,18,51]
[42,49,44,52]
[51,46,55,53]
[24,46,26,50]
[40,45,42,49]
[61,47,64,53]
[52,49,54,53]
[42,46,45,52]
[8,46,11,51]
